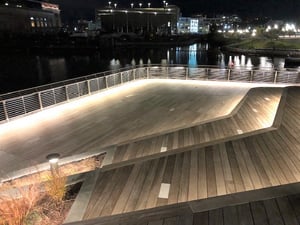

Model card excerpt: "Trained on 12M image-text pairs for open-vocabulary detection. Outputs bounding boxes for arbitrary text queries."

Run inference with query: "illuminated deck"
[1,67,300,224]
[0,79,251,176]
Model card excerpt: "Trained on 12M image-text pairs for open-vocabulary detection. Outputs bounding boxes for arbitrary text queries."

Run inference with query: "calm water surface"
[0,43,285,94]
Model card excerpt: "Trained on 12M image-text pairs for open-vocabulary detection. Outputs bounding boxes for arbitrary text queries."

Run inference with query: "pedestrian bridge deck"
[82,86,300,222]
[105,87,283,170]
[2,78,300,225]
[0,80,250,176]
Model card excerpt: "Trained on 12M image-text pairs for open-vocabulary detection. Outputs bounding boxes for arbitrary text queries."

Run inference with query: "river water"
[0,43,286,94]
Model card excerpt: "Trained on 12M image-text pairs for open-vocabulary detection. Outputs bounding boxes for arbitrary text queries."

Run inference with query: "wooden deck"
[66,191,300,225]
[106,87,283,169]
[0,80,249,175]
[3,79,300,224]
[81,86,300,222]
[193,193,300,225]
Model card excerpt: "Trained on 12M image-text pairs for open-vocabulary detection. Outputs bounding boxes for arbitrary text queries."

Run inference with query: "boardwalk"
[77,86,300,224]
[107,87,283,169]
[2,78,300,225]
[0,80,249,176]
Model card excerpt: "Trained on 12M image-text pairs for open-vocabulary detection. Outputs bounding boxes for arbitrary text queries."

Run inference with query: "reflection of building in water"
[260,57,273,70]
[188,44,197,66]
[0,0,61,34]
[96,4,180,34]
[228,55,254,69]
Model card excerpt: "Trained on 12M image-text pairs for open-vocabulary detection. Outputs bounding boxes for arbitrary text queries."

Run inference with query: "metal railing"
[1,65,299,123]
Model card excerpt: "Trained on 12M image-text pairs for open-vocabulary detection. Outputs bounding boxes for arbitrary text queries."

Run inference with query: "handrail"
[0,65,299,124]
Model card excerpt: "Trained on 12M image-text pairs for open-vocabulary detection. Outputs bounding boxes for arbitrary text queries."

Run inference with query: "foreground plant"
[0,184,43,225]
[44,169,67,203]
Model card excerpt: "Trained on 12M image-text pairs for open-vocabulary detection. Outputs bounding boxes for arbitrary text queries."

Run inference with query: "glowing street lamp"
[139,2,142,8]
[108,1,111,7]
[114,3,117,8]
[131,3,134,8]
[148,2,151,7]
[46,153,60,176]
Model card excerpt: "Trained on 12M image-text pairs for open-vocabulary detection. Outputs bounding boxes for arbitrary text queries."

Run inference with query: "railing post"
[65,85,70,101]
[147,67,150,79]
[3,101,9,121]
[87,80,91,95]
[22,96,26,114]
[105,76,109,88]
[185,67,188,80]
[167,66,169,78]
[52,89,56,104]
[250,70,254,82]
[227,69,231,81]
[206,68,209,80]
[120,72,123,84]
[38,92,43,110]
[274,70,278,84]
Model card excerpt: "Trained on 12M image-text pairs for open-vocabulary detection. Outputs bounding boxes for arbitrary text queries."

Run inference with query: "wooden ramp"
[66,190,300,225]
[69,86,300,224]
[104,87,283,170]
[0,80,250,175]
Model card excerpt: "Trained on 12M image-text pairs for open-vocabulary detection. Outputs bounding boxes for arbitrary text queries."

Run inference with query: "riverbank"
[222,38,300,57]
[0,33,204,55]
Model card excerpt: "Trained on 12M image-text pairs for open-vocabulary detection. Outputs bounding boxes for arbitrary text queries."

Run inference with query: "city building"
[0,0,61,34]
[177,16,210,34]
[95,3,180,35]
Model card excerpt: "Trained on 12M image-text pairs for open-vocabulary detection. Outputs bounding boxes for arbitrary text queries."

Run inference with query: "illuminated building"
[177,17,210,34]
[95,4,180,34]
[0,0,61,34]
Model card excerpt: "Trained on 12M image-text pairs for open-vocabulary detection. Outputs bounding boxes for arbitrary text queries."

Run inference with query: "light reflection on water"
[0,43,287,94]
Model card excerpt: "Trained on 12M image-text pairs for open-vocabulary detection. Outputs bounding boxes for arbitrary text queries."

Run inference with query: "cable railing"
[0,65,299,123]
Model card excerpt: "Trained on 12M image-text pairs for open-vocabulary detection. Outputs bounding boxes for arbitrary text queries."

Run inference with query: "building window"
[30,17,35,27]
[36,18,40,27]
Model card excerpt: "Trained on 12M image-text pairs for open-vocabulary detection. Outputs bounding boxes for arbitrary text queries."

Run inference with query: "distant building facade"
[0,0,61,34]
[95,4,180,34]
[177,16,210,34]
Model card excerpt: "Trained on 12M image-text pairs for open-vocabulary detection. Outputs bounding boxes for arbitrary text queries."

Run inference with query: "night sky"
[51,0,300,23]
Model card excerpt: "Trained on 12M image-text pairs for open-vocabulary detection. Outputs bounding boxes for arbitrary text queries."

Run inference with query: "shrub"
[0,184,43,225]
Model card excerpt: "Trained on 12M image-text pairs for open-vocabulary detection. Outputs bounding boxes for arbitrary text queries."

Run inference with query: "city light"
[130,3,134,8]
[148,2,151,8]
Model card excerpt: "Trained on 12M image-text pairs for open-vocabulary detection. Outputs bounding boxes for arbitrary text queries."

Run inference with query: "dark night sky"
[51,0,300,23]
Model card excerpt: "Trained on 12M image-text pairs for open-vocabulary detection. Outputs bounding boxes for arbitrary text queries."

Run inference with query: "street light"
[139,3,142,8]
[125,10,128,33]
[114,3,117,8]
[131,3,134,8]
[108,1,111,7]
[46,153,60,176]
[148,2,151,7]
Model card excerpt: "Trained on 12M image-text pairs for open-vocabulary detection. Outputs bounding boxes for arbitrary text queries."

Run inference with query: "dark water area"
[0,43,286,94]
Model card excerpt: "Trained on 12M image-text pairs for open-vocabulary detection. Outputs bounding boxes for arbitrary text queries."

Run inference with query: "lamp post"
[139,2,142,8]
[125,10,128,33]
[108,1,111,7]
[148,2,151,7]
[131,3,134,8]
[46,153,60,176]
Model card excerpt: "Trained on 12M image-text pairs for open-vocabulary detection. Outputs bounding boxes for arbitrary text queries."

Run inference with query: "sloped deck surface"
[0,80,249,175]
[81,86,300,223]
[106,87,283,169]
